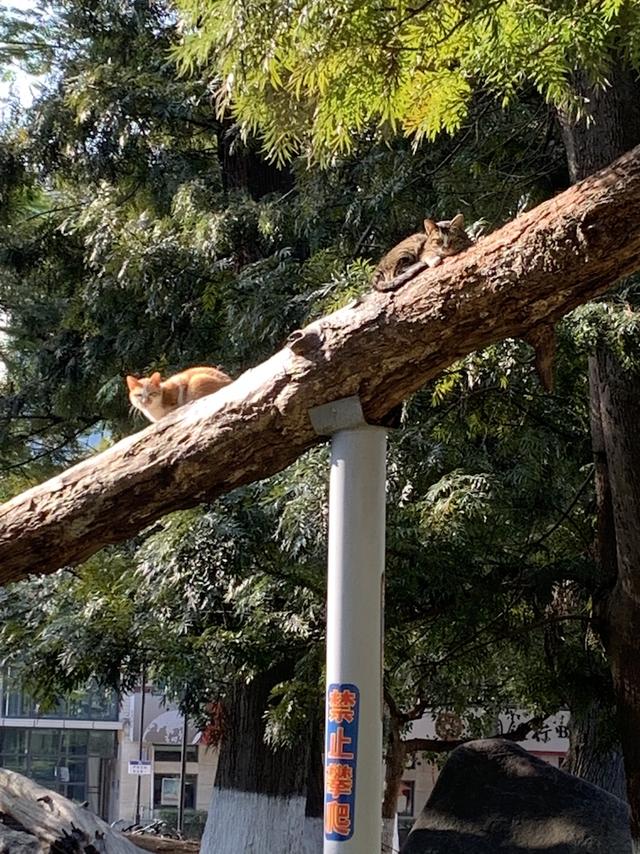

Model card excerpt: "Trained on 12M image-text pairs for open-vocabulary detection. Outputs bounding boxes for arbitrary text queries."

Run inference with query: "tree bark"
[3,144,640,581]
[561,357,625,798]
[562,699,627,802]
[592,353,640,833]
[200,668,312,854]
[216,117,293,201]
[558,64,640,835]
[559,69,640,185]
[382,715,407,854]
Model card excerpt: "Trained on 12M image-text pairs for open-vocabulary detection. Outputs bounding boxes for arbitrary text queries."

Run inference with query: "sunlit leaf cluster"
[174,0,640,162]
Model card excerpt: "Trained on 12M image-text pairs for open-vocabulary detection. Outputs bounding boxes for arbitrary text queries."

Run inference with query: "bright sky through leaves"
[0,0,40,111]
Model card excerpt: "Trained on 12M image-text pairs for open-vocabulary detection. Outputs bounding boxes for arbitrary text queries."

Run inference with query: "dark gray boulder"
[401,739,632,854]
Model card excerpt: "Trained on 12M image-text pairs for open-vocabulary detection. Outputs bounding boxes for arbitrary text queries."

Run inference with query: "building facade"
[0,671,121,817]
[0,673,217,829]
[117,689,218,826]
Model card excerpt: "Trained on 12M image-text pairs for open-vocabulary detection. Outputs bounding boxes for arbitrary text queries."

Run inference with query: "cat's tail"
[372,259,430,292]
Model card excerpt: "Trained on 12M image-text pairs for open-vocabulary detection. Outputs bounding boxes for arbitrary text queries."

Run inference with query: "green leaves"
[2,0,637,751]
[173,0,636,162]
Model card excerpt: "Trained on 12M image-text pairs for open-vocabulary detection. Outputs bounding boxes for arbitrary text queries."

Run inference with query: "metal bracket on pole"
[309,395,367,435]
[310,395,386,854]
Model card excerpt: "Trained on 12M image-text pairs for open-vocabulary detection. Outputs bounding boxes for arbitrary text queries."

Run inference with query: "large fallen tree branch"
[0,768,139,853]
[2,145,640,583]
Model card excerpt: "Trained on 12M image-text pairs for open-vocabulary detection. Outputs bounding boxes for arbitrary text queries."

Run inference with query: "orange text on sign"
[328,688,357,724]
[325,762,354,798]
[325,799,352,836]
[327,726,354,760]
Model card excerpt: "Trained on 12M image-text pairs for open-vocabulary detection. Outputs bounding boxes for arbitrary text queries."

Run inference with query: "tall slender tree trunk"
[561,356,627,799]
[201,666,316,854]
[592,351,640,838]
[381,715,407,854]
[558,64,640,838]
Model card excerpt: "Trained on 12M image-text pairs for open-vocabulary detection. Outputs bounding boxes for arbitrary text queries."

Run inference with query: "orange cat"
[126,366,232,422]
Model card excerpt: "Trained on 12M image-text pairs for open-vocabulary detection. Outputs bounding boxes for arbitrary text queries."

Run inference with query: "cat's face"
[424,214,472,256]
[126,372,163,417]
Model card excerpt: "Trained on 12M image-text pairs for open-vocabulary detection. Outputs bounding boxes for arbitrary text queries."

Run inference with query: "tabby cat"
[126,365,232,422]
[372,214,472,291]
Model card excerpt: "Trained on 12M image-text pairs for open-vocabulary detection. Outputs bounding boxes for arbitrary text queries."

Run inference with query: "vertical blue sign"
[324,683,360,841]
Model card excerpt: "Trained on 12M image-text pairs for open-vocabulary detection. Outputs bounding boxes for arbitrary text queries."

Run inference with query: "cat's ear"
[424,218,438,235]
[450,213,465,230]
[126,375,139,391]
[150,371,162,385]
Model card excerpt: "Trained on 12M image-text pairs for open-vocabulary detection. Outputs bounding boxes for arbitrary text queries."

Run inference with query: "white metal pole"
[322,420,387,854]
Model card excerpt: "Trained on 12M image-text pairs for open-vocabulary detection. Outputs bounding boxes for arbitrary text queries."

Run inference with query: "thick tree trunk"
[561,358,626,798]
[3,144,640,581]
[216,117,293,201]
[562,700,627,801]
[592,352,640,836]
[381,815,398,854]
[201,668,312,854]
[559,69,640,184]
[559,65,640,836]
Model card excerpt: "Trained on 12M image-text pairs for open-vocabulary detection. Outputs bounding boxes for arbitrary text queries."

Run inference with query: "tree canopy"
[1,0,640,824]
[174,0,640,162]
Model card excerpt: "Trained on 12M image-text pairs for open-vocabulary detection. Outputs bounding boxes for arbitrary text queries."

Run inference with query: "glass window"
[63,783,87,801]
[0,729,28,755]
[66,685,118,721]
[153,745,198,763]
[65,760,87,783]
[30,758,58,787]
[0,755,27,773]
[1,669,118,722]
[2,678,38,717]
[397,780,415,817]
[88,730,116,757]
[153,774,197,809]
[61,730,89,755]
[0,727,115,815]
[30,730,61,758]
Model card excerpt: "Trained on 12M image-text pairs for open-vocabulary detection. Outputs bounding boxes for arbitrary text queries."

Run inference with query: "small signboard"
[324,683,360,842]
[128,760,152,776]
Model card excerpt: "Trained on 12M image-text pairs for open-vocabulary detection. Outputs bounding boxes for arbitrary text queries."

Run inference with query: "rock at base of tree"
[401,738,632,854]
[0,768,140,853]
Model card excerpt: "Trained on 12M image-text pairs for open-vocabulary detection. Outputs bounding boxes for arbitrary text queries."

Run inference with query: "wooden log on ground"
[0,768,140,853]
[124,835,200,853]
[1,144,640,582]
